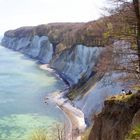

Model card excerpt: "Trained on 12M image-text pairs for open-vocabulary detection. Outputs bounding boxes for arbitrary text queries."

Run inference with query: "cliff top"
[4,18,108,47]
[106,92,136,104]
[89,92,140,140]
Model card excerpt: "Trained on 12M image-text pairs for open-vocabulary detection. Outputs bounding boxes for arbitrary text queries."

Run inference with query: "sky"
[0,0,107,34]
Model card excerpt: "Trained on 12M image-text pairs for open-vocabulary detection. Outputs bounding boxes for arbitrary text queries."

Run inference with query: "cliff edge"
[1,22,126,124]
[1,22,103,86]
[89,92,140,140]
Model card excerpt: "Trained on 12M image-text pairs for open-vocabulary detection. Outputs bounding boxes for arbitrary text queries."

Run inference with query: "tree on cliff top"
[108,0,140,68]
[97,0,140,87]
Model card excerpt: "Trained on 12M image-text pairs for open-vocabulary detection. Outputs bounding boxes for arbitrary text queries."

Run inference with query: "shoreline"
[40,64,70,87]
[40,64,86,140]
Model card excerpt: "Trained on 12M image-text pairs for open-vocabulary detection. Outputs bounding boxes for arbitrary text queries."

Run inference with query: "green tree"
[126,124,140,140]
[98,0,140,86]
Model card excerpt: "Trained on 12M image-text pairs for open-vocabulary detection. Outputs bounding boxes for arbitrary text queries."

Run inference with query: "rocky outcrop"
[2,25,132,127]
[89,92,140,140]
[3,21,106,48]
[72,73,124,124]
[51,45,102,85]
[2,35,53,63]
[1,25,102,86]
[70,40,135,123]
[132,110,140,127]
[1,25,128,126]
[1,21,137,140]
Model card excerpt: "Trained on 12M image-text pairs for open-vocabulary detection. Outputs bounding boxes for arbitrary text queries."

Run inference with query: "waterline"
[0,46,66,139]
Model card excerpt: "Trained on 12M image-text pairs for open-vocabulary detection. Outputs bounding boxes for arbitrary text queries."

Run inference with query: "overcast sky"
[0,0,107,34]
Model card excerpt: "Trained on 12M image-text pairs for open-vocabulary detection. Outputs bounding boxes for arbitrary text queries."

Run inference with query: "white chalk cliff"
[2,35,53,64]
[2,34,102,86]
[51,45,102,85]
[1,27,125,124]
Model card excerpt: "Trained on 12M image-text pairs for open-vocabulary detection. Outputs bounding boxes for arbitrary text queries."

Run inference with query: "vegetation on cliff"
[126,124,140,140]
[2,1,140,140]
[103,0,140,82]
[30,123,65,140]
[3,19,111,53]
[89,92,140,140]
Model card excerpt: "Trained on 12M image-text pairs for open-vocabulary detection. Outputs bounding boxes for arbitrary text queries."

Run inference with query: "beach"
[40,64,86,140]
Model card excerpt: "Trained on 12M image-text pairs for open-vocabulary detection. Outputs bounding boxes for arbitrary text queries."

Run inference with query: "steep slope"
[89,92,140,140]
[72,73,124,124]
[1,22,103,87]
[1,22,127,125]
[1,5,139,139]
[51,45,102,85]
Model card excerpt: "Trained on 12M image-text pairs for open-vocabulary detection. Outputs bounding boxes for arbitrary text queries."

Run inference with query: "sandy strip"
[40,64,54,72]
[47,92,86,140]
[40,64,86,140]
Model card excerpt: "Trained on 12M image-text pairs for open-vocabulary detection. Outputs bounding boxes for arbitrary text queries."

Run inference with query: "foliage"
[107,93,134,103]
[30,123,65,140]
[67,73,102,100]
[126,124,140,140]
[95,0,140,89]
[81,128,92,140]
[30,129,49,140]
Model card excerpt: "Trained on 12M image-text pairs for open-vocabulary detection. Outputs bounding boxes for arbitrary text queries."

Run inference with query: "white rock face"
[16,37,31,50]
[74,73,124,124]
[1,35,133,125]
[37,37,53,63]
[2,35,102,85]
[2,35,53,63]
[2,36,18,49]
[51,45,102,85]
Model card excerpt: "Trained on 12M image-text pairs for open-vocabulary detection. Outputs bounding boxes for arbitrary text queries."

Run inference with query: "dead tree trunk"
[133,0,140,71]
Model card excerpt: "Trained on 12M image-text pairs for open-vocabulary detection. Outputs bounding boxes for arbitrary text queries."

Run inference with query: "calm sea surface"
[0,45,66,140]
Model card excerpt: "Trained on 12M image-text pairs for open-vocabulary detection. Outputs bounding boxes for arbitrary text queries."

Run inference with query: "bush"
[126,124,140,140]
[30,123,65,140]
[30,129,49,140]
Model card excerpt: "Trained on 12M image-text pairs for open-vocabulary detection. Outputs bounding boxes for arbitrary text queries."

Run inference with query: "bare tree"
[133,0,140,69]
[51,123,66,140]
[106,0,140,69]
[30,123,66,140]
[95,0,140,87]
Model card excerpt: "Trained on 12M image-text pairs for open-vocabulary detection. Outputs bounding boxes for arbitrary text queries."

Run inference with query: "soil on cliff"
[89,92,140,140]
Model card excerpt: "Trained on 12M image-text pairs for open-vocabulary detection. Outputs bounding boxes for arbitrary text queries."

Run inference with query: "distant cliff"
[1,22,103,86]
[89,92,140,140]
[1,21,126,124]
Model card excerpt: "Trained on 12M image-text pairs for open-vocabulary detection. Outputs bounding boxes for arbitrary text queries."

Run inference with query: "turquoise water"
[0,46,66,140]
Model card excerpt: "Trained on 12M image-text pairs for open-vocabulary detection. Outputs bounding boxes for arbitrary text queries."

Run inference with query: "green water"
[0,46,66,140]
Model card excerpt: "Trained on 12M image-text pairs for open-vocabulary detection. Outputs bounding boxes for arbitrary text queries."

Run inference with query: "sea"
[0,44,66,140]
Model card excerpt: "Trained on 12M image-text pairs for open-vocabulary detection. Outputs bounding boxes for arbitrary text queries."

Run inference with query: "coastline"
[40,64,86,140]
[40,64,70,86]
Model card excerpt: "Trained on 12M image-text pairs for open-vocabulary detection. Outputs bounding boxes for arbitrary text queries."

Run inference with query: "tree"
[133,0,140,69]
[97,0,140,86]
[106,0,140,70]
[30,123,66,140]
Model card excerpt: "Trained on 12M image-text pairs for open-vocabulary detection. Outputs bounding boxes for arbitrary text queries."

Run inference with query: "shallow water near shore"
[0,46,66,140]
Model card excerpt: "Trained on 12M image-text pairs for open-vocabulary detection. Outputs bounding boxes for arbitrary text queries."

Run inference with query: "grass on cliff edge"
[30,123,65,140]
[107,93,135,103]
[126,124,140,140]
[81,127,92,140]
[30,129,49,140]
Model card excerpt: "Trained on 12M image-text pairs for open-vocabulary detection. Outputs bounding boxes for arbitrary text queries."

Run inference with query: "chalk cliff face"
[1,25,102,86]
[73,73,124,123]
[51,45,102,85]
[2,23,137,140]
[89,92,140,140]
[1,25,127,125]
[1,25,130,127]
[2,35,53,63]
